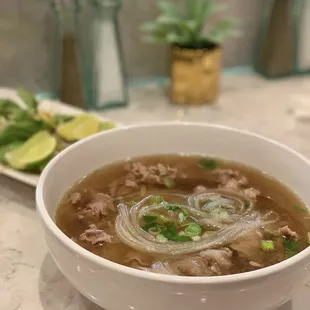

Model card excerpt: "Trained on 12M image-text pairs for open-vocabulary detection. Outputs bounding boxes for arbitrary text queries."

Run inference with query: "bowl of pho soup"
[36,123,310,310]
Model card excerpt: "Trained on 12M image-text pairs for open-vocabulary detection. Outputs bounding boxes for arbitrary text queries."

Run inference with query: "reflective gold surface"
[170,46,222,105]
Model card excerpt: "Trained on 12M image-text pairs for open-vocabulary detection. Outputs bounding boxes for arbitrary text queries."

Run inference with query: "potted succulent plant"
[141,0,240,105]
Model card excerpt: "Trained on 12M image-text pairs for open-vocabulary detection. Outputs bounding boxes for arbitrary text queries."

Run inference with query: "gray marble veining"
[1,73,310,309]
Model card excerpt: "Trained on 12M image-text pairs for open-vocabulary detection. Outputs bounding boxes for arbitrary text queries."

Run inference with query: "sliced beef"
[172,256,211,276]
[279,225,298,240]
[212,169,260,200]
[194,185,207,193]
[241,187,260,200]
[80,224,113,245]
[125,251,153,268]
[199,247,233,275]
[68,192,82,205]
[140,261,175,275]
[77,192,115,220]
[124,161,177,185]
[230,231,263,263]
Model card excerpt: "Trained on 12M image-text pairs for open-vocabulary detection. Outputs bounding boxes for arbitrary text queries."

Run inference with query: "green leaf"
[0,119,50,146]
[54,114,75,124]
[166,32,182,43]
[17,88,38,113]
[205,18,240,44]
[0,99,26,120]
[158,1,181,17]
[143,215,158,223]
[204,3,227,20]
[140,21,162,32]
[0,141,23,163]
[199,158,217,170]
[156,15,181,25]
[173,235,191,242]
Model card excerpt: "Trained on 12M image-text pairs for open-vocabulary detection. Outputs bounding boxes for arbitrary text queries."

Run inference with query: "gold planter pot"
[170,45,222,105]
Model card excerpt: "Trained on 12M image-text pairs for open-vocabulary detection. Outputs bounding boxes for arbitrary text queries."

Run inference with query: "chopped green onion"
[283,240,298,250]
[143,215,158,223]
[142,222,162,231]
[181,208,189,215]
[184,223,202,237]
[264,228,280,239]
[158,215,169,223]
[150,195,163,204]
[165,204,182,211]
[156,234,168,243]
[178,212,186,223]
[163,176,176,189]
[293,205,307,212]
[260,240,275,251]
[199,158,217,170]
[161,222,177,240]
[173,235,192,242]
[307,232,310,246]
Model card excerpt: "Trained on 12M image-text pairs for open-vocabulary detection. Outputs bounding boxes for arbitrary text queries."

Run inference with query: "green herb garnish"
[150,195,163,204]
[178,212,186,223]
[163,176,176,188]
[17,87,38,114]
[143,215,158,223]
[142,222,161,231]
[283,241,298,250]
[199,158,217,170]
[184,223,202,237]
[156,234,168,243]
[54,114,75,124]
[293,205,307,212]
[260,240,275,252]
[174,235,192,242]
[165,204,181,211]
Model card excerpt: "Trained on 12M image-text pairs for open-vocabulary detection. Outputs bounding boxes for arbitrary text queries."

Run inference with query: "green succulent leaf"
[158,1,181,18]
[156,15,181,25]
[141,0,240,46]
[205,18,240,44]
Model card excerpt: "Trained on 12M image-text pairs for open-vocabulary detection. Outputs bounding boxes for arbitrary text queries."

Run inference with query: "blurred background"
[0,0,262,92]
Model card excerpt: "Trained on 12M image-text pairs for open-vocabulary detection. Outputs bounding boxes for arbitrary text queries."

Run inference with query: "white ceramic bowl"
[36,123,310,310]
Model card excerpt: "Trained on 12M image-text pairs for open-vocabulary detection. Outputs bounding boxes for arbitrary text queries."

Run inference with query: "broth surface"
[56,155,310,276]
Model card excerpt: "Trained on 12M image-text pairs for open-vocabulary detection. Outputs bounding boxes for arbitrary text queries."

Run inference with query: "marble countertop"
[2,73,310,310]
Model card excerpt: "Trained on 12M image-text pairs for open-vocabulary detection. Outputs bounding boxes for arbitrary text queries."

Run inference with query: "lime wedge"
[5,131,56,170]
[98,121,116,131]
[56,113,101,141]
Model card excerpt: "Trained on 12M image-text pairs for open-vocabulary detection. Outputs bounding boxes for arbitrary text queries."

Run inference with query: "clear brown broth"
[56,155,310,276]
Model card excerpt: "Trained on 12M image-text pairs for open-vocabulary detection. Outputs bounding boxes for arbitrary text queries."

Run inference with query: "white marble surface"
[2,73,310,310]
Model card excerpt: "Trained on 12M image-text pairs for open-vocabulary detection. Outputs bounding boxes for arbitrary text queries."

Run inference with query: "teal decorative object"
[48,0,128,110]
[75,0,128,110]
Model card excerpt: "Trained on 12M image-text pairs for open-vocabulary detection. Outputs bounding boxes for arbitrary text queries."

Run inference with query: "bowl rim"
[36,122,310,284]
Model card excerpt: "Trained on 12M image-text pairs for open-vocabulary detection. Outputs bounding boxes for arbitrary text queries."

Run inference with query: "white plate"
[0,88,121,187]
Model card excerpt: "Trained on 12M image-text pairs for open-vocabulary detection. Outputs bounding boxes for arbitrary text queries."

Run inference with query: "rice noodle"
[115,189,279,255]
